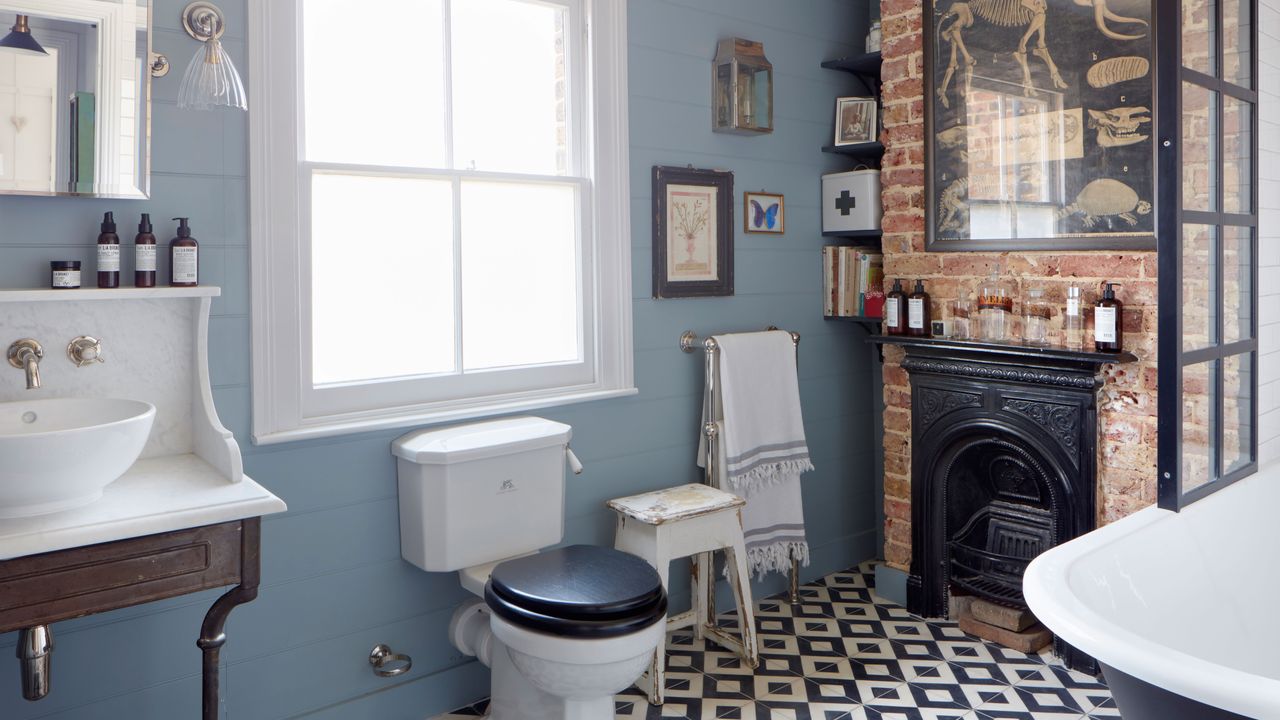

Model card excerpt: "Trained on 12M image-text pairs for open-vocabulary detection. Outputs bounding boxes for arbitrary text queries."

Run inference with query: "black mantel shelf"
[869,335,1137,366]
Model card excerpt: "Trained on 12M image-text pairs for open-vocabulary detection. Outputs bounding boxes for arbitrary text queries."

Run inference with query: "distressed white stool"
[607,483,760,705]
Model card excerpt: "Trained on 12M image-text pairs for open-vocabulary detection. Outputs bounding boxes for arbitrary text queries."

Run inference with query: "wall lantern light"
[712,37,772,135]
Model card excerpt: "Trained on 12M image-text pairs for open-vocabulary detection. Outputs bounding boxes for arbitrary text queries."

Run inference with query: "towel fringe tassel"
[746,540,810,581]
[728,458,815,497]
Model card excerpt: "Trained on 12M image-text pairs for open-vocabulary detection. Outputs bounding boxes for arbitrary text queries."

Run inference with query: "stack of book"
[822,247,884,318]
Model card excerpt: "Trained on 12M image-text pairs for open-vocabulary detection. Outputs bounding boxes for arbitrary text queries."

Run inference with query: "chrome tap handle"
[67,336,104,367]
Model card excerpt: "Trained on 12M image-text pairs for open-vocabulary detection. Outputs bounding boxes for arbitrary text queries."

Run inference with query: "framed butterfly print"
[744,191,784,234]
[652,165,734,298]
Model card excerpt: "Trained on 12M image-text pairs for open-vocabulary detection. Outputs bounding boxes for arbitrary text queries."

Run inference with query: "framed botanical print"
[652,165,734,298]
[925,0,1156,251]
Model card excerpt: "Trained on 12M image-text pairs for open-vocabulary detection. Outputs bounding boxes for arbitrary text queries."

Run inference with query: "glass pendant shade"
[0,15,48,56]
[177,37,246,111]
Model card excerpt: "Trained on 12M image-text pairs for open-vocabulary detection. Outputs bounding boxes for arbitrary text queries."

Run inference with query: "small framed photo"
[652,165,734,298]
[834,96,878,146]
[744,191,784,234]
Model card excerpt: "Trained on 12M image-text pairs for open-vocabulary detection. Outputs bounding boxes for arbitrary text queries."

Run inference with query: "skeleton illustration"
[936,0,1148,108]
[1088,106,1151,147]
[1086,56,1150,88]
[1058,179,1152,228]
[937,125,970,161]
[938,177,972,234]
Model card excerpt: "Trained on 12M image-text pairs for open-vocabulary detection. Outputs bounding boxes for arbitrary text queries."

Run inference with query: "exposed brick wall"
[878,0,1158,572]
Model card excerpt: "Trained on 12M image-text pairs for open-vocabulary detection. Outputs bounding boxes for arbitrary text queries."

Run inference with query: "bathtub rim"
[1024,470,1280,720]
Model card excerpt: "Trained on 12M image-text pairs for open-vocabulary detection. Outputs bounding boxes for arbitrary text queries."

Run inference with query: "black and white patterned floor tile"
[433,562,1121,720]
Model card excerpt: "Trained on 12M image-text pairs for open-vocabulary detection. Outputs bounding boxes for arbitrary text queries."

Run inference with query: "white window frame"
[247,0,634,445]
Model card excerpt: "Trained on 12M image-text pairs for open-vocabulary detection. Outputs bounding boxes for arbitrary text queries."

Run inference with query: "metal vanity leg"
[196,518,261,720]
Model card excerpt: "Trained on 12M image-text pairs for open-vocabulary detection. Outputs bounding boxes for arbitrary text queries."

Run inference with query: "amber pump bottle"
[907,279,932,337]
[169,217,199,287]
[97,212,120,288]
[135,214,157,288]
[885,279,907,335]
[1094,282,1123,353]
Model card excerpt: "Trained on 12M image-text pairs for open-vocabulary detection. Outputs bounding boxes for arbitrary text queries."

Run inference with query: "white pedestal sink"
[0,398,156,518]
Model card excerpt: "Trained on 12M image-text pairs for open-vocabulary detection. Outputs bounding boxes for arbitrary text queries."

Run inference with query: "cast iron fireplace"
[878,337,1135,673]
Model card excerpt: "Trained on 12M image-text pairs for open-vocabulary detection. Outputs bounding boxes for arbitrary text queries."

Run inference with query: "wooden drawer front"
[0,522,243,633]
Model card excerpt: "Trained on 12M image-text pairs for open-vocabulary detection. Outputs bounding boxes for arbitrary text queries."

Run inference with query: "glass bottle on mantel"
[1063,285,1086,350]
[977,265,1014,342]
[1022,286,1051,346]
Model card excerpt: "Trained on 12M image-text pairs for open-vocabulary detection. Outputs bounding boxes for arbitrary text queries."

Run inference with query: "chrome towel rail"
[680,327,804,604]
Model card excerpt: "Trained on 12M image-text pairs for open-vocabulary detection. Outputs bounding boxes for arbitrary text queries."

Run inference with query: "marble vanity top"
[0,454,285,560]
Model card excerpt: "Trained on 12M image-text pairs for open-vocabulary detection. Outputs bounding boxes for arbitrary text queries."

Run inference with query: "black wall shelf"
[822,229,882,240]
[821,142,885,159]
[821,51,882,80]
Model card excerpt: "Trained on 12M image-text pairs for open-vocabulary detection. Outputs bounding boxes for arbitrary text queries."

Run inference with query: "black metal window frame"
[1156,0,1261,510]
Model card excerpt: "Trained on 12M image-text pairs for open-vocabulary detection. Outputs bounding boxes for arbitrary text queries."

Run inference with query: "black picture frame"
[924,0,1158,252]
[652,165,734,298]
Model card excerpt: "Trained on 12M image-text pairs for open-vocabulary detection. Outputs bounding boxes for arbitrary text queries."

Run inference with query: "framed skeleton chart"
[925,0,1157,251]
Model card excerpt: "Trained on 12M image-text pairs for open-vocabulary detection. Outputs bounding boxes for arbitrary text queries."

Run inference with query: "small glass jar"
[51,260,81,289]
[977,267,1014,342]
[1022,286,1051,346]
[948,297,972,340]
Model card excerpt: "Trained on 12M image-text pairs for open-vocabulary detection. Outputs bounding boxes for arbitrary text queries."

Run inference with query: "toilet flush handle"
[566,448,584,475]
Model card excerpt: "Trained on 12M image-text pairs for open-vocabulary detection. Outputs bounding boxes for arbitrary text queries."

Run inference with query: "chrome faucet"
[7,339,44,390]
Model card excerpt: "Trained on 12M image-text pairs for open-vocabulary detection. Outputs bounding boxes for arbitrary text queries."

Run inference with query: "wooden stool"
[607,484,760,705]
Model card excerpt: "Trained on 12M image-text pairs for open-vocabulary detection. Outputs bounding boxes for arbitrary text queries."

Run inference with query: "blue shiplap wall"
[0,1,873,717]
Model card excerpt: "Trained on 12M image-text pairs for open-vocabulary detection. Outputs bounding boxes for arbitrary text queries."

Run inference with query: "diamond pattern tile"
[433,562,1116,719]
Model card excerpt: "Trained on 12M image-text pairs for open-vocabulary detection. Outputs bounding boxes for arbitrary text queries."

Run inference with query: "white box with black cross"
[821,169,881,233]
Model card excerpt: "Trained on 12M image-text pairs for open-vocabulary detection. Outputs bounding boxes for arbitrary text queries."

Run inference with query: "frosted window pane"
[452,0,567,175]
[311,173,455,384]
[461,181,579,370]
[304,0,447,167]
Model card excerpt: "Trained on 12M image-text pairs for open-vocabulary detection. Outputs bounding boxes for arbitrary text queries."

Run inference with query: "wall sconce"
[0,15,48,55]
[712,38,773,135]
[174,1,246,111]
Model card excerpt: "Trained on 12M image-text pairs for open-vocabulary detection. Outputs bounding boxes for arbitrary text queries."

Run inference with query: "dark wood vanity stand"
[0,517,263,720]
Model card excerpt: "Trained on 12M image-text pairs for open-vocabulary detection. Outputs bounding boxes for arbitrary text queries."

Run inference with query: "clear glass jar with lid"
[1022,286,1051,346]
[977,265,1015,342]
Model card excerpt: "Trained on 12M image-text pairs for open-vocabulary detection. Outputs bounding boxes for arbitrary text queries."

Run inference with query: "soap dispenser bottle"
[1094,282,1123,353]
[97,212,120,288]
[169,217,199,287]
[885,279,907,335]
[907,279,931,337]
[134,213,157,288]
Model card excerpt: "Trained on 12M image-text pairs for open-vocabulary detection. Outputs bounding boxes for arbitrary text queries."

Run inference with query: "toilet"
[393,417,668,720]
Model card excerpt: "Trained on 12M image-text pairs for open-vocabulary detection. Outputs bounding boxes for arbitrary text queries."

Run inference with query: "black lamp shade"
[1,16,47,56]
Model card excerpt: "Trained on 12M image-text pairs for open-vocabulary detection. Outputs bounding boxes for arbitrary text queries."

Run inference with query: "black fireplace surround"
[874,337,1136,673]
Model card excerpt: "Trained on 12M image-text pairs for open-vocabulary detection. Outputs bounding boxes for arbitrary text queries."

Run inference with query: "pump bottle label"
[886,298,900,328]
[97,244,120,272]
[136,244,157,272]
[172,247,198,283]
[1095,306,1117,343]
[908,298,925,329]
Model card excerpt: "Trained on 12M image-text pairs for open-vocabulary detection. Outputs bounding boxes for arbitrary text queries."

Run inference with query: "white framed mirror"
[0,0,153,198]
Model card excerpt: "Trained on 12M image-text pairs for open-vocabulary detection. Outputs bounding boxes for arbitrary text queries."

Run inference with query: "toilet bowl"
[450,546,667,720]
[393,418,667,719]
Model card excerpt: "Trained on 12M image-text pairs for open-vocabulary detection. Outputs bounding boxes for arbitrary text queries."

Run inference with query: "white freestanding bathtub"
[1025,468,1280,720]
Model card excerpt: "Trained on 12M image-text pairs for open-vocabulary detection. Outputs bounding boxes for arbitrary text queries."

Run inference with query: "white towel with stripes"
[698,330,813,578]
[709,331,814,494]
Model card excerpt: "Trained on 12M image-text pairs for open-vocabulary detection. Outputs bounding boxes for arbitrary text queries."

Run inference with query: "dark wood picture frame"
[652,165,734,298]
[923,1,1158,252]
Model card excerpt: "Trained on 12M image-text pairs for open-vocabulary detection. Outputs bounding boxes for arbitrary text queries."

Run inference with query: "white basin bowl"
[0,398,156,518]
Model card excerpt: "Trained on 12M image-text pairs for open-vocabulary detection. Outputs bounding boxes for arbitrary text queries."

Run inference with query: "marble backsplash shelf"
[0,287,220,302]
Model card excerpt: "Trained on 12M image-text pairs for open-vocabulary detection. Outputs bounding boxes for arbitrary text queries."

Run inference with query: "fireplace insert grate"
[948,502,1054,607]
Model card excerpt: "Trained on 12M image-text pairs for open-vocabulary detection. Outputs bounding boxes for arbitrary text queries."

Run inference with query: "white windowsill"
[251,386,639,445]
